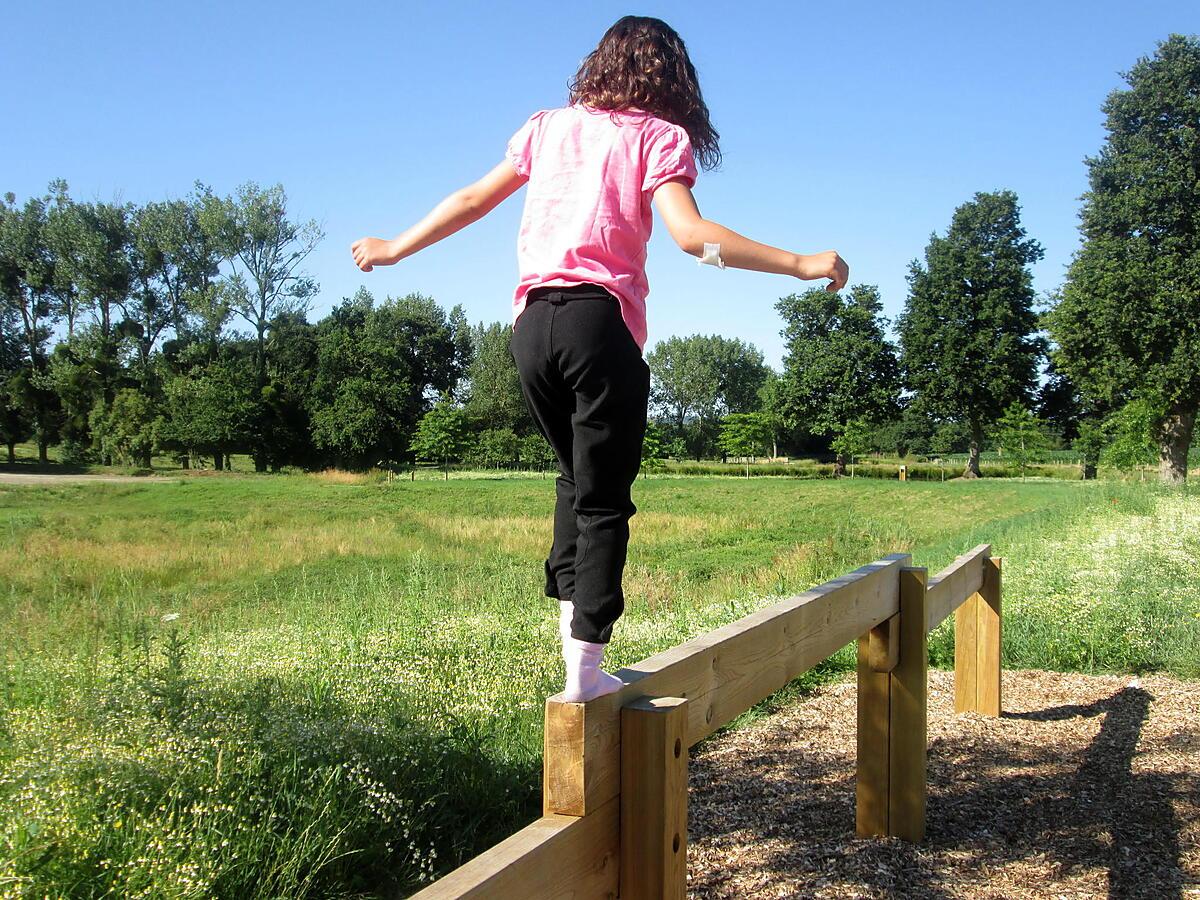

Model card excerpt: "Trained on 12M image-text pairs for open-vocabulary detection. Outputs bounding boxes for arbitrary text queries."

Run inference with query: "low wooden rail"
[414,544,1002,899]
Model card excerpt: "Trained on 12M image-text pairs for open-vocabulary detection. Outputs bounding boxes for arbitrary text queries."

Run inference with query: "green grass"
[1,474,1196,897]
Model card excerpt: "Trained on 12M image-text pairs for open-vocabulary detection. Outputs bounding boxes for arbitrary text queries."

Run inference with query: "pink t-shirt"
[506,104,698,351]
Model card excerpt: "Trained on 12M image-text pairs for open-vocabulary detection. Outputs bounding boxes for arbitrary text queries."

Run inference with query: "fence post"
[620,697,688,900]
[858,567,928,840]
[856,615,893,836]
[954,556,1002,716]
[543,695,620,817]
[889,567,928,841]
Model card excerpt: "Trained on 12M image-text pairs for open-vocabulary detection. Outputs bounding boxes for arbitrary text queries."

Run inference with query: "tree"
[463,321,528,433]
[0,191,58,463]
[519,431,555,473]
[897,191,1045,478]
[1073,421,1107,480]
[89,388,157,467]
[776,284,900,475]
[467,428,520,469]
[1044,34,1200,485]
[994,402,1051,480]
[830,418,872,475]
[124,198,220,393]
[200,182,321,470]
[718,412,773,475]
[1101,399,1157,476]
[157,345,258,470]
[646,334,768,459]
[308,290,470,468]
[410,401,468,479]
[640,421,666,476]
[0,299,29,462]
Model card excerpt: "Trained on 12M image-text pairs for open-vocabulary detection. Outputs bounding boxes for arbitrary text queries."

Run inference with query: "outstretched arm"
[652,179,848,291]
[351,161,526,271]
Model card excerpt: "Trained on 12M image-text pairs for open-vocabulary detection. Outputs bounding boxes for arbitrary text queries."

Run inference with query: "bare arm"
[652,180,848,291]
[351,160,526,271]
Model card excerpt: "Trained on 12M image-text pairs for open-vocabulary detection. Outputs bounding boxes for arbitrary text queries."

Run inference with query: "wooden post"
[954,556,1002,716]
[889,567,927,841]
[858,568,928,840]
[620,697,688,900]
[543,694,621,817]
[856,626,890,836]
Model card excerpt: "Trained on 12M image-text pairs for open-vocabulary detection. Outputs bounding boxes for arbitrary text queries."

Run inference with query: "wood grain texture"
[856,632,891,837]
[977,557,1002,717]
[410,799,619,899]
[543,554,911,815]
[925,544,991,633]
[620,697,688,900]
[543,694,622,816]
[889,567,928,842]
[869,614,900,673]
[954,592,979,715]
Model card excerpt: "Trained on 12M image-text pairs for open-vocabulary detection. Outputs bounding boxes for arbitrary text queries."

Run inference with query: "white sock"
[559,600,573,642]
[562,635,623,702]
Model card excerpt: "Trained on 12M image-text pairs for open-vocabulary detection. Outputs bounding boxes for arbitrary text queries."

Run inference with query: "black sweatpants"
[508,284,651,644]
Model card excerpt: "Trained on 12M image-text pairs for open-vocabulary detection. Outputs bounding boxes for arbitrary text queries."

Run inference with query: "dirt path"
[0,472,178,485]
[688,669,1200,899]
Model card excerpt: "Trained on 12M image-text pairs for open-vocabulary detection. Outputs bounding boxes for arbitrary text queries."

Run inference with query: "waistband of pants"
[526,283,617,305]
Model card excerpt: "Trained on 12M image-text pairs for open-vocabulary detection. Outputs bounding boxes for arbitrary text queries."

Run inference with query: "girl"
[352,16,848,703]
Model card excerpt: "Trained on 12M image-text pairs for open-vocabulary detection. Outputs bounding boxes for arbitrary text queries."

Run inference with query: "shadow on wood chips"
[687,670,1200,899]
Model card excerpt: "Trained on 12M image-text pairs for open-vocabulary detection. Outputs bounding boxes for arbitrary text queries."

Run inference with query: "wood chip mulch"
[688,670,1200,899]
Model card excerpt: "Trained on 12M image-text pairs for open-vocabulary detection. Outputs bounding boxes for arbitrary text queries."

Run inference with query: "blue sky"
[3,1,1194,368]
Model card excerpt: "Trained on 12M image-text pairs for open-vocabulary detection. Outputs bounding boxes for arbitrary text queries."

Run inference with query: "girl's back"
[508,104,697,350]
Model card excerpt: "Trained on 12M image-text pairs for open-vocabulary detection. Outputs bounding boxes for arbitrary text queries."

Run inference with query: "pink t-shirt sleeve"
[642,124,698,193]
[506,112,545,179]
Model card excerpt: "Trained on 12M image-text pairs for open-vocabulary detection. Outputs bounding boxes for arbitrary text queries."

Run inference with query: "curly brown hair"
[568,16,720,171]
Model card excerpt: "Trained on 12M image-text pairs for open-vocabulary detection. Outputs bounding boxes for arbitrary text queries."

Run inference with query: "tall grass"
[1,476,1195,897]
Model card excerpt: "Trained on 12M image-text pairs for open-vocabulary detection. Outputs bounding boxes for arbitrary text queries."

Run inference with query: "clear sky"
[3,1,1195,368]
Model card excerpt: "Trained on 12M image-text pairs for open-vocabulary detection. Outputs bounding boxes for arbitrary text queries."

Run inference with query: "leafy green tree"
[755,369,787,458]
[647,334,768,459]
[1073,420,1107,480]
[259,310,317,470]
[89,388,157,467]
[718,412,773,475]
[157,346,258,470]
[0,191,62,463]
[467,427,520,469]
[640,421,666,475]
[519,431,555,473]
[71,201,134,410]
[830,418,872,474]
[994,401,1051,480]
[1044,35,1200,485]
[463,321,528,433]
[42,181,86,341]
[1101,399,1158,475]
[897,191,1045,477]
[123,198,221,392]
[776,284,900,475]
[0,300,29,462]
[410,401,468,479]
[199,182,321,469]
[869,403,938,458]
[308,290,470,468]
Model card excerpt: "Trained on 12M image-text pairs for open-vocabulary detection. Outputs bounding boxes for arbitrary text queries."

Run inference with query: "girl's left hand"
[350,237,398,272]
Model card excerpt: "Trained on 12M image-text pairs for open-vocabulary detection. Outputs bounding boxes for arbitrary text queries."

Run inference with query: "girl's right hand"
[351,237,399,272]
[798,250,849,292]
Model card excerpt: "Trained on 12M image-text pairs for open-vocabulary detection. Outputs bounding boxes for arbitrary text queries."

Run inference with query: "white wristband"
[698,242,725,269]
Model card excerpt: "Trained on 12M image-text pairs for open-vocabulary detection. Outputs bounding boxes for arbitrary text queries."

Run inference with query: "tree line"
[2,35,1196,483]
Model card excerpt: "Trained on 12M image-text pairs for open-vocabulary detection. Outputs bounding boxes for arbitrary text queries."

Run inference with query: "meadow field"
[1,473,1197,898]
